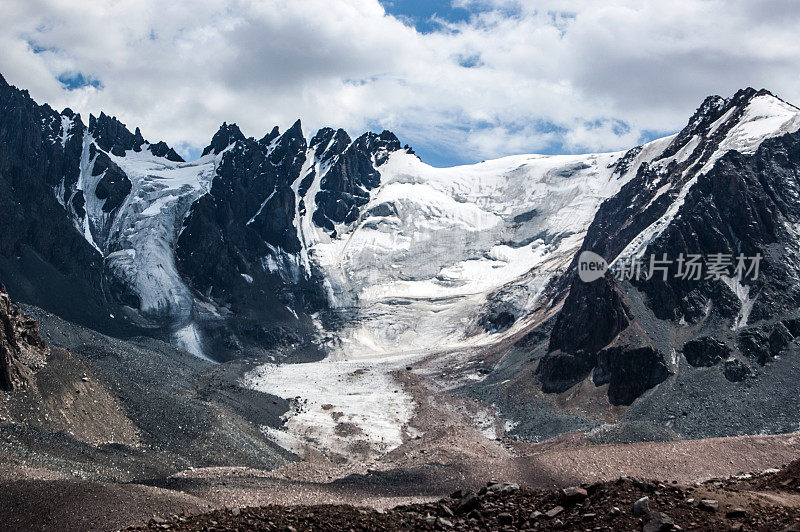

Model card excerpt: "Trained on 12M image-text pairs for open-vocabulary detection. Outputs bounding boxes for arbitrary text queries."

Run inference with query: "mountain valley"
[2,73,800,529]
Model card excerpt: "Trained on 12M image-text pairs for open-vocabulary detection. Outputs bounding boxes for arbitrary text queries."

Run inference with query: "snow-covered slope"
[614,92,800,265]
[243,144,659,460]
[101,149,219,358]
[300,148,658,358]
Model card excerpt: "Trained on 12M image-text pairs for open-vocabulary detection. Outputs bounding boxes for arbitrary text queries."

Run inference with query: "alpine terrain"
[2,72,800,529]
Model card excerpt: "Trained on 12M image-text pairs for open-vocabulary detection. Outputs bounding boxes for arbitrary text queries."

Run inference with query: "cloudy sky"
[2,0,799,166]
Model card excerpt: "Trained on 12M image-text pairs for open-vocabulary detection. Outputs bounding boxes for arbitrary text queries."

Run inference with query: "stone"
[769,322,794,355]
[497,513,514,526]
[725,507,747,518]
[587,481,605,494]
[454,493,482,515]
[560,486,588,504]
[545,506,564,518]
[738,328,772,365]
[682,337,729,367]
[487,482,520,495]
[723,359,750,382]
[497,482,520,494]
[633,497,651,517]
[698,499,718,512]
[644,512,675,532]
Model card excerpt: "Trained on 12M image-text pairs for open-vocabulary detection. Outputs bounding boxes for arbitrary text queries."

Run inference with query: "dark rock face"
[536,352,595,394]
[177,121,307,281]
[87,113,185,161]
[769,322,794,355]
[548,274,631,356]
[88,112,144,156]
[479,310,515,333]
[0,283,47,391]
[540,274,635,393]
[738,321,797,365]
[91,151,132,214]
[311,130,401,232]
[0,74,113,327]
[566,89,768,275]
[738,328,772,365]
[175,121,325,360]
[310,127,351,166]
[201,122,246,156]
[176,121,407,359]
[596,345,671,406]
[682,337,730,368]
[540,88,800,404]
[148,140,183,162]
[634,131,800,325]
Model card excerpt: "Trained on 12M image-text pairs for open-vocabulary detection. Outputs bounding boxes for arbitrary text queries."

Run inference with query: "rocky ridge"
[538,88,800,405]
[135,463,800,531]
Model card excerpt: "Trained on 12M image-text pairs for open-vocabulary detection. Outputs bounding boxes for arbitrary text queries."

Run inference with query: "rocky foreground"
[137,461,800,531]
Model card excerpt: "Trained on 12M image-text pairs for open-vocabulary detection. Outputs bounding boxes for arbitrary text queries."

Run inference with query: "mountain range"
[2,71,800,471]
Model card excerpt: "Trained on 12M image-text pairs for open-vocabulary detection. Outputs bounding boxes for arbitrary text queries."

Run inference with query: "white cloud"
[1,0,799,165]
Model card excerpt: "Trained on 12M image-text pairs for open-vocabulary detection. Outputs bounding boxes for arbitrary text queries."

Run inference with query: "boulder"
[633,497,651,517]
[699,499,719,512]
[726,508,747,518]
[723,359,751,382]
[769,322,794,355]
[559,486,588,504]
[682,337,730,367]
[644,511,675,532]
[497,513,513,526]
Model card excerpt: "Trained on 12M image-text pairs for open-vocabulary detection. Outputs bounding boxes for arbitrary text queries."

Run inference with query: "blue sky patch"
[457,53,483,68]
[379,0,473,33]
[57,72,103,91]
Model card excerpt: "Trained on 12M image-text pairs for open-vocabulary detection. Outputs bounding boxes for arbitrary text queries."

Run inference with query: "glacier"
[70,138,222,359]
[56,89,800,459]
